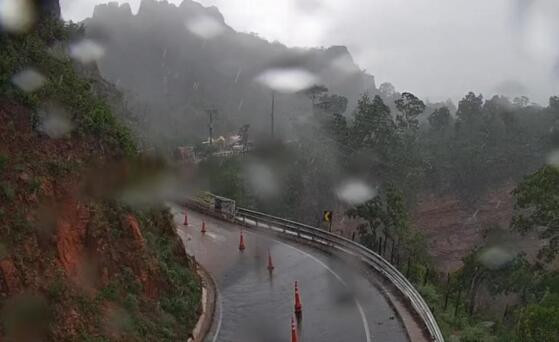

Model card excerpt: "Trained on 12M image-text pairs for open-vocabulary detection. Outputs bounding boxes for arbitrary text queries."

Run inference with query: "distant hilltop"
[83,0,378,145]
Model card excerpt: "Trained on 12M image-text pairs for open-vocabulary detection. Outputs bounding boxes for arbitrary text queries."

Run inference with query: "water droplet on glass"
[69,39,105,64]
[335,180,376,205]
[547,149,559,167]
[234,68,241,83]
[245,163,279,198]
[472,209,479,219]
[47,43,69,61]
[185,15,225,39]
[478,246,514,270]
[255,68,318,93]
[37,103,74,138]
[119,172,179,207]
[0,0,36,33]
[11,68,46,92]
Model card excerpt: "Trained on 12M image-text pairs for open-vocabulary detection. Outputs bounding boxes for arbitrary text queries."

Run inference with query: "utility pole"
[270,91,275,139]
[206,109,217,145]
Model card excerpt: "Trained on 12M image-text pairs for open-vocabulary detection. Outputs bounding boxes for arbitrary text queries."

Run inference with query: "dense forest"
[200,88,559,340]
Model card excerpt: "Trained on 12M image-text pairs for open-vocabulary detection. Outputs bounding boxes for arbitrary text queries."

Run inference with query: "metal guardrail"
[185,200,444,342]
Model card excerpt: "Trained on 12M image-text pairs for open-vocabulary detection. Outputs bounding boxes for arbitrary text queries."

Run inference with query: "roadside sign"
[323,210,333,223]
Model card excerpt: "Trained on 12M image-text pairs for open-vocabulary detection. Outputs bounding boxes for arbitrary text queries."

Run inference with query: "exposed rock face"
[34,0,61,19]
[125,214,145,247]
[56,201,90,279]
[83,0,378,144]
[92,2,133,21]
[412,184,515,272]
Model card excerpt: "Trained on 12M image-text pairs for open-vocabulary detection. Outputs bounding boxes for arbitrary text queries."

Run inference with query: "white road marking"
[204,231,220,240]
[271,237,373,342]
[211,285,223,342]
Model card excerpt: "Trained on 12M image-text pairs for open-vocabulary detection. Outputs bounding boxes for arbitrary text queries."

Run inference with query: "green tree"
[394,92,426,129]
[348,186,423,254]
[350,94,395,149]
[550,96,559,112]
[198,157,253,206]
[315,94,348,115]
[324,113,349,147]
[513,96,530,108]
[301,84,329,105]
[512,166,559,261]
[517,294,559,341]
[378,82,397,99]
[456,92,483,123]
[315,94,350,146]
[428,106,451,131]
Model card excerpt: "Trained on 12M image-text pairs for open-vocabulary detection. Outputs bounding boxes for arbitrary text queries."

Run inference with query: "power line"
[271,91,275,138]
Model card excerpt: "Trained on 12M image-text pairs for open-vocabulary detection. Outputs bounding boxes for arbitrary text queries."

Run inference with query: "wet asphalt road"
[171,206,409,342]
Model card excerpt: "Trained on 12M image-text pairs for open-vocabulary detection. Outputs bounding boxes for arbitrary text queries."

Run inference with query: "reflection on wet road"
[171,206,409,342]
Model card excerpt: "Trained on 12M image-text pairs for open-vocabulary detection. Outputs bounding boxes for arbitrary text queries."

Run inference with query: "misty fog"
[61,0,559,104]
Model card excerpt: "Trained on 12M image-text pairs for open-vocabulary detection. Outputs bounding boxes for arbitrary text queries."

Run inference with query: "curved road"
[171,206,410,342]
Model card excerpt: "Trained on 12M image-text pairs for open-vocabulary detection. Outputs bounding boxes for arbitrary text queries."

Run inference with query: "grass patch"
[0,19,136,156]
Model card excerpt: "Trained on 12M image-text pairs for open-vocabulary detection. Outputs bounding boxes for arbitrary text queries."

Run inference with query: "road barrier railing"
[184,200,444,342]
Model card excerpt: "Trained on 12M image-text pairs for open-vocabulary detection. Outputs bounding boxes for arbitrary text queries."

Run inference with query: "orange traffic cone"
[294,281,302,314]
[201,221,207,234]
[239,230,246,251]
[183,210,189,226]
[267,250,274,271]
[291,317,298,342]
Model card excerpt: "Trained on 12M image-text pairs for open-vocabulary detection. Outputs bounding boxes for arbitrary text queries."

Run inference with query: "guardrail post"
[383,237,388,256]
[390,239,395,264]
[406,255,412,278]
[423,268,429,285]
[377,237,383,256]
[454,286,462,317]
[394,241,400,266]
[443,273,451,310]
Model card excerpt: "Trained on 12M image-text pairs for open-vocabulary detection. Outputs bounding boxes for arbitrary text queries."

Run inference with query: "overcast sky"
[60,0,559,104]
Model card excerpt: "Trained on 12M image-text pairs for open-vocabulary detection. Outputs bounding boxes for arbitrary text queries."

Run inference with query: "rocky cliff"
[34,0,61,19]
[84,0,377,148]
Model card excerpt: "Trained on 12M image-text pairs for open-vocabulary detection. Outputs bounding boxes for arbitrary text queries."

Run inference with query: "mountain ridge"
[84,0,378,150]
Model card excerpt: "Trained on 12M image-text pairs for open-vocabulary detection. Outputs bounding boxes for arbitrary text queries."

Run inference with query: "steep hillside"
[0,5,200,341]
[84,0,377,149]
[412,184,516,272]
